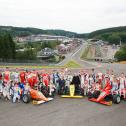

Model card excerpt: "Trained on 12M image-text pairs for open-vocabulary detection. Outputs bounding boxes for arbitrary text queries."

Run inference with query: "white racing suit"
[84,79,89,96]
[49,83,55,96]
[111,82,118,95]
[3,84,11,100]
[13,72,20,82]
[13,86,20,103]
[80,74,85,89]
[119,77,126,97]
[65,75,73,89]
[0,80,3,93]
[24,84,30,95]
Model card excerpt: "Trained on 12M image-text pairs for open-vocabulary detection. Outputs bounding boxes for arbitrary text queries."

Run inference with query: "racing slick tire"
[113,94,121,104]
[93,91,100,98]
[22,94,31,103]
[87,92,93,99]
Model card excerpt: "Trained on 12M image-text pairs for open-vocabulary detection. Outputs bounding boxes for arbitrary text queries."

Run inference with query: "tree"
[7,34,16,59]
[107,34,121,44]
[16,48,36,60]
[114,45,126,61]
[0,33,16,59]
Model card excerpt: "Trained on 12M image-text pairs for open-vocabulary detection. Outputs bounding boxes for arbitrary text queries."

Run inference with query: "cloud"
[0,0,126,33]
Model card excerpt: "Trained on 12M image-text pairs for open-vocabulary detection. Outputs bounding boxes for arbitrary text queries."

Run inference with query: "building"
[37,47,56,59]
[15,34,69,43]
[57,39,82,54]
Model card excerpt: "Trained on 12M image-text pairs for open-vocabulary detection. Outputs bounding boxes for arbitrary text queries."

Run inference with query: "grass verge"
[64,60,82,68]
[80,45,90,59]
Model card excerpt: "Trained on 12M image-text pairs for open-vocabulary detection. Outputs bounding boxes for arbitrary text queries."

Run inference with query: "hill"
[0,26,80,38]
[88,26,126,44]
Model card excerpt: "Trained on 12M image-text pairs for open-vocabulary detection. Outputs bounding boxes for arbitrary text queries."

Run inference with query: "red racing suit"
[4,71,10,83]
[42,73,50,87]
[20,71,26,84]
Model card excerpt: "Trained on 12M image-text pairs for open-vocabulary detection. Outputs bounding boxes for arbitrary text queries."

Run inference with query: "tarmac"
[0,96,126,126]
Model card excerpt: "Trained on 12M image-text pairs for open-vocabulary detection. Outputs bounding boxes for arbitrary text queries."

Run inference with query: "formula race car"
[61,84,83,98]
[88,81,120,106]
[22,88,53,105]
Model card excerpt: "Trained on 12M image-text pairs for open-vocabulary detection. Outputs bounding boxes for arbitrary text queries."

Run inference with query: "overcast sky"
[0,0,126,33]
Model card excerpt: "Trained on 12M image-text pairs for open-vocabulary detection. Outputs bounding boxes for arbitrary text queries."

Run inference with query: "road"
[57,41,126,74]
[57,41,97,68]
[57,43,84,66]
[0,96,126,126]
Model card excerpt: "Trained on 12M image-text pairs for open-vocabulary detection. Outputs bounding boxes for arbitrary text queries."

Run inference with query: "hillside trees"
[114,45,126,61]
[0,33,16,59]
[16,48,36,60]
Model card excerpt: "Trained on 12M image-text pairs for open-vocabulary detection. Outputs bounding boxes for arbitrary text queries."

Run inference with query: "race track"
[0,96,126,126]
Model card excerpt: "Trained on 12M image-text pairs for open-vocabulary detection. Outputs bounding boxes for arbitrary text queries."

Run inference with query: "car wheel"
[87,92,93,99]
[113,94,121,104]
[93,91,100,98]
[22,94,31,103]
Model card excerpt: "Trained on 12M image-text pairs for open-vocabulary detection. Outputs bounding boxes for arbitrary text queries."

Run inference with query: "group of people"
[0,67,126,103]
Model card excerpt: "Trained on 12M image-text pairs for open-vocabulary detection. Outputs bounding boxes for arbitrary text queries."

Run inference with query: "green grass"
[0,65,64,69]
[64,60,82,68]
[80,45,90,59]
[0,60,81,69]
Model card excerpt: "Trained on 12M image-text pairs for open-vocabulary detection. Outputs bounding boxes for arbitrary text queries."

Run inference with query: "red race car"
[88,80,121,106]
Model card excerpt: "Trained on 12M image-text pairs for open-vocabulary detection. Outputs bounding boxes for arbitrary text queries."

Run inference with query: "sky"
[0,0,126,33]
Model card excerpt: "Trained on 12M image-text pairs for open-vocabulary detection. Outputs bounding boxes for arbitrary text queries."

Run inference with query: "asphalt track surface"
[0,96,126,126]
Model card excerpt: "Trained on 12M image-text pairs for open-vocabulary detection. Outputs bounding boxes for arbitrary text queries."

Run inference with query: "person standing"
[58,76,66,95]
[111,76,119,95]
[72,73,81,93]
[13,68,20,83]
[53,71,60,91]
[119,73,126,97]
[20,70,26,84]
[4,67,10,84]
[0,71,3,98]
[65,71,73,92]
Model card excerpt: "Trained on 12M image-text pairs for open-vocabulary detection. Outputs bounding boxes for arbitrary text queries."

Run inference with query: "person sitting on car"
[24,82,31,95]
[2,81,11,101]
[13,83,21,103]
[119,73,126,97]
[111,76,119,95]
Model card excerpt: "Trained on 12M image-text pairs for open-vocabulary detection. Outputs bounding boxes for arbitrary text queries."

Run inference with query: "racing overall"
[27,72,33,87]
[65,74,73,91]
[0,73,3,95]
[24,84,30,95]
[13,84,21,103]
[13,72,20,83]
[119,77,126,97]
[32,71,38,87]
[84,79,88,96]
[53,73,60,91]
[42,73,50,88]
[3,83,11,100]
[111,81,118,95]
[4,71,10,84]
[80,74,85,89]
[49,74,56,96]
[20,71,26,84]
